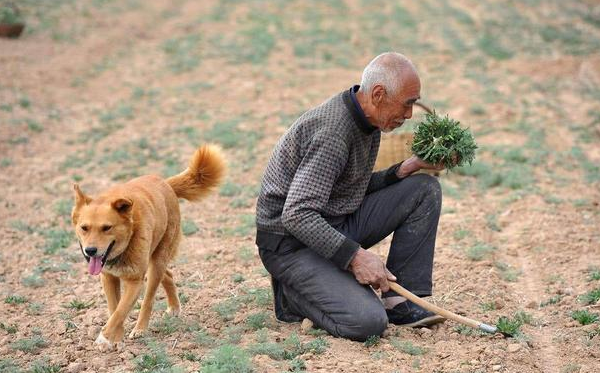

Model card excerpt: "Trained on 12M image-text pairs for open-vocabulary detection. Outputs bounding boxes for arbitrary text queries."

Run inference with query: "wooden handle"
[388,282,482,330]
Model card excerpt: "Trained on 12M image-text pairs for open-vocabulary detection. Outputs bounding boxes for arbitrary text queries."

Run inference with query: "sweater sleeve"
[281,131,359,269]
[366,161,404,194]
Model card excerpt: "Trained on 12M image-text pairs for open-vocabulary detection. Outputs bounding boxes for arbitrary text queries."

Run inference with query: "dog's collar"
[105,252,123,267]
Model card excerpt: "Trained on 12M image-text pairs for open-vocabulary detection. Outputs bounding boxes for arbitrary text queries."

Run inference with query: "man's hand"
[348,248,396,292]
[396,155,445,178]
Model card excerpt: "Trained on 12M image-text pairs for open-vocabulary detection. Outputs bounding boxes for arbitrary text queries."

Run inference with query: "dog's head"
[71,184,134,276]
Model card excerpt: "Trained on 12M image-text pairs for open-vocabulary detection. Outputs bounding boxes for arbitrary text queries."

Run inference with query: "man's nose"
[404,106,413,119]
[84,247,98,256]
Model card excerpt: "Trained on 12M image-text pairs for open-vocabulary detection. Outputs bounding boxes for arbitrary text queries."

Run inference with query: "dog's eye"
[102,225,112,232]
[80,225,89,232]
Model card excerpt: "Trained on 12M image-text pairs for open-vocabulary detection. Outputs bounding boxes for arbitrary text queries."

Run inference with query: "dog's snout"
[85,247,98,256]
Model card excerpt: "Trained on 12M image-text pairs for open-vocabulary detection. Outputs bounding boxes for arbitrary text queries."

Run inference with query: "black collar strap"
[342,85,378,135]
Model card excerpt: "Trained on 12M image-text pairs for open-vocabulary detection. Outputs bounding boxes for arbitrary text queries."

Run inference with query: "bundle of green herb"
[411,112,477,169]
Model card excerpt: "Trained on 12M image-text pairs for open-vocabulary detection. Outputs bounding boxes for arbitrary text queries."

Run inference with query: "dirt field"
[1,0,599,372]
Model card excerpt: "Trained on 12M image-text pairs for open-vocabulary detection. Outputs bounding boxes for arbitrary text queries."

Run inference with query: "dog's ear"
[111,198,133,215]
[72,184,91,224]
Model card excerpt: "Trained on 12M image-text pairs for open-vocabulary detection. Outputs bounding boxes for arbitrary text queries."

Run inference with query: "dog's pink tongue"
[88,257,103,275]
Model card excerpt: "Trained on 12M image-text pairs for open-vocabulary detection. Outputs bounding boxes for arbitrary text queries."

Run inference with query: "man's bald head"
[359,52,419,96]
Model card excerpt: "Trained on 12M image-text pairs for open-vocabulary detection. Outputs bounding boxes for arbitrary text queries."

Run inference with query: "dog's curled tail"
[167,144,226,202]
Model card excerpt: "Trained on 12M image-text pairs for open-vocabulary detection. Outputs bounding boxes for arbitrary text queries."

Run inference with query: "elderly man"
[255,52,445,341]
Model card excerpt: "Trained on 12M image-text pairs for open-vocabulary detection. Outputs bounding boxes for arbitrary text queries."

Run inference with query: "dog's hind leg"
[162,269,180,316]
[128,261,166,339]
[101,272,121,316]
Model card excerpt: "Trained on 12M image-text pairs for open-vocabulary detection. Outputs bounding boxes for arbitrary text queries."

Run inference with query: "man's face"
[374,73,421,133]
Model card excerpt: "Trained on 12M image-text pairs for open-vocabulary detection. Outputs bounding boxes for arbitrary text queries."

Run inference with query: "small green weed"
[232,273,245,283]
[193,328,215,347]
[495,262,521,282]
[134,341,181,373]
[571,310,599,325]
[0,322,18,334]
[29,358,61,373]
[246,312,270,330]
[579,288,600,305]
[587,267,600,281]
[152,314,184,335]
[41,229,72,255]
[390,339,426,355]
[496,316,521,336]
[453,228,470,240]
[11,334,48,353]
[540,295,563,307]
[22,272,45,288]
[220,181,243,197]
[200,344,253,373]
[5,295,28,304]
[65,299,94,310]
[363,335,380,347]
[466,242,495,261]
[181,219,199,236]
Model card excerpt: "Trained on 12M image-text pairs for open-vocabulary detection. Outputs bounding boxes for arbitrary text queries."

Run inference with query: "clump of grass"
[5,295,28,304]
[29,358,61,373]
[193,328,215,347]
[11,334,48,353]
[22,272,45,288]
[495,311,533,337]
[390,339,427,355]
[181,219,199,236]
[232,273,245,283]
[249,332,329,361]
[466,242,495,261]
[0,322,18,334]
[220,181,243,197]
[571,310,599,325]
[200,344,253,373]
[411,112,477,169]
[246,312,270,330]
[363,335,380,347]
[134,341,180,373]
[540,295,563,308]
[579,288,600,305]
[152,314,184,335]
[238,246,254,262]
[587,267,600,281]
[495,262,521,282]
[289,358,306,372]
[41,229,72,255]
[64,299,94,310]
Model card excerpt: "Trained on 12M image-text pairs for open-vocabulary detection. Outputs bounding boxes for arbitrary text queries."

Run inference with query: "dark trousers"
[258,174,442,341]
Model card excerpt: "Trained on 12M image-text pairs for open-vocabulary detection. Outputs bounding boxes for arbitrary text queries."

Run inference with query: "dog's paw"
[165,306,180,317]
[95,332,114,352]
[128,327,146,339]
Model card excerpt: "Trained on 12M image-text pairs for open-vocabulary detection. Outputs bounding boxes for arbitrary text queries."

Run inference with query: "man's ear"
[370,84,386,106]
[111,198,133,215]
[73,184,91,207]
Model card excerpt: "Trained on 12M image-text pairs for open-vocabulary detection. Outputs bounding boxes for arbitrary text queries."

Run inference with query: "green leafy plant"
[579,288,600,305]
[0,5,22,24]
[200,344,253,373]
[495,315,526,337]
[571,310,599,325]
[411,112,477,169]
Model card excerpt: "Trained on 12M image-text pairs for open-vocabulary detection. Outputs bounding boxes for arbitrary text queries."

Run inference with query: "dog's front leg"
[100,272,121,316]
[95,278,142,351]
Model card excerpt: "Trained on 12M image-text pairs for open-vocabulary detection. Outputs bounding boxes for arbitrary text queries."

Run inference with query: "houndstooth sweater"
[256,86,402,269]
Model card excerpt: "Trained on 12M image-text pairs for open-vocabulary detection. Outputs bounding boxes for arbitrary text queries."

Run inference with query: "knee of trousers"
[414,173,442,207]
[335,307,388,342]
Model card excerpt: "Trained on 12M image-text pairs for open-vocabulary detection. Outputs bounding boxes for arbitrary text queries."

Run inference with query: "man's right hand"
[348,248,397,292]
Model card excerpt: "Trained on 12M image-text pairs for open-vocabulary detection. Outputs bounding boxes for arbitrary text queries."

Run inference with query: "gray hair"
[359,52,416,96]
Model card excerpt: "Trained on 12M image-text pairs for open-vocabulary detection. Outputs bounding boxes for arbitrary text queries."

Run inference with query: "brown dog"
[71,144,225,350]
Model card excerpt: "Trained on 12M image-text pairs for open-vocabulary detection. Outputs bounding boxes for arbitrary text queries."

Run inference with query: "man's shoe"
[386,300,446,327]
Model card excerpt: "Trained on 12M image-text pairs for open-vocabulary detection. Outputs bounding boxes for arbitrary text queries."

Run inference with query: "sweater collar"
[343,85,378,134]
